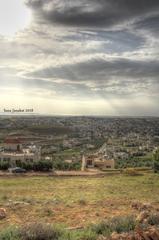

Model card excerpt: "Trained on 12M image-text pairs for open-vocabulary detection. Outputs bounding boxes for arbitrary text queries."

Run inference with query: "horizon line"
[0,113,159,118]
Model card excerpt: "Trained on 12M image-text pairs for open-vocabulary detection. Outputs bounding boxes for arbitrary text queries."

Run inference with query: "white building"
[0,138,41,167]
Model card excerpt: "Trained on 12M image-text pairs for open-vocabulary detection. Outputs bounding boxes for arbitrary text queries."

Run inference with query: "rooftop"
[4,138,22,144]
[0,151,35,156]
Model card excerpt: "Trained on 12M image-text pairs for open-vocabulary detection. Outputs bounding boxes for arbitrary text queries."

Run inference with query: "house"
[4,138,22,151]
[0,137,41,167]
[81,153,115,170]
[81,141,115,171]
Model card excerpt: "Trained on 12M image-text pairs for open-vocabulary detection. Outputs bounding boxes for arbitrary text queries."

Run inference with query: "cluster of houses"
[0,136,115,170]
[0,137,41,167]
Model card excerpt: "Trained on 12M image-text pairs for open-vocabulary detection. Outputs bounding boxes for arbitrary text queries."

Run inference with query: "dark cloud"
[0,66,94,98]
[27,58,159,82]
[26,0,159,28]
[134,15,159,36]
[23,57,159,98]
[1,55,159,100]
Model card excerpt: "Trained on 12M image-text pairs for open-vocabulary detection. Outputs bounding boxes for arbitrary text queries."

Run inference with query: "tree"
[0,162,10,170]
[33,160,53,172]
[153,148,159,173]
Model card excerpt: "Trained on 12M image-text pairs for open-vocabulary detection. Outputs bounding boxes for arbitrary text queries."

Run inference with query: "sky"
[0,0,159,116]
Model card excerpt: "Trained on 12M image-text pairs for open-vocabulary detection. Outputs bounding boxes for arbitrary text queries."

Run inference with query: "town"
[0,116,158,173]
[1,116,159,240]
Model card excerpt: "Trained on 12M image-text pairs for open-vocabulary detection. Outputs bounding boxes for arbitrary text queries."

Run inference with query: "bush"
[115,156,153,169]
[60,229,97,240]
[17,160,53,172]
[0,160,53,172]
[0,162,10,170]
[16,160,53,172]
[148,213,159,226]
[153,148,159,173]
[52,159,81,171]
[91,221,111,236]
[0,159,81,172]
[19,223,61,240]
[0,217,136,240]
[91,215,136,236]
[0,227,20,240]
[16,162,33,171]
[33,160,53,172]
[78,198,87,206]
[154,161,159,173]
[109,215,136,233]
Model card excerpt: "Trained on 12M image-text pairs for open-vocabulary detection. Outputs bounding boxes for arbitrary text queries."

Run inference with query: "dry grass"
[0,173,159,229]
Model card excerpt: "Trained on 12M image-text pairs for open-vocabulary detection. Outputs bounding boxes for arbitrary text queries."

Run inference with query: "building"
[81,142,116,171]
[81,153,115,170]
[0,137,41,167]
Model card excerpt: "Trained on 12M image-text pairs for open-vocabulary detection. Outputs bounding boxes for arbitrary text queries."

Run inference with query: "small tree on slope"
[153,148,159,173]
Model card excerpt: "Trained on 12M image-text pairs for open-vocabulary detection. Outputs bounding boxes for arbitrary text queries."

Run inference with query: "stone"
[142,203,153,211]
[131,201,142,210]
[131,201,153,211]
[136,226,159,240]
[136,211,149,223]
[0,208,6,219]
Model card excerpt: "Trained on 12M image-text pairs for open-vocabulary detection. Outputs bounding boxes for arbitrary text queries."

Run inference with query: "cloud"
[0,0,159,115]
[22,57,159,100]
[26,0,159,29]
[27,57,159,82]
[134,14,159,36]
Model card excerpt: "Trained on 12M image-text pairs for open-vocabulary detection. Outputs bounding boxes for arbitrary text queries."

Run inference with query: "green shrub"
[19,223,61,240]
[153,148,159,173]
[0,162,10,170]
[42,208,54,217]
[16,162,33,171]
[115,156,153,169]
[154,161,159,173]
[1,194,8,201]
[91,221,111,236]
[110,215,136,233]
[0,227,20,240]
[74,230,97,240]
[78,199,87,206]
[147,213,159,226]
[91,215,136,236]
[16,160,53,172]
[59,229,97,240]
[52,159,81,171]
